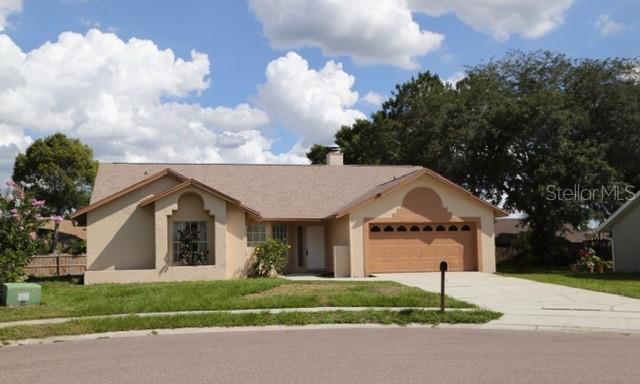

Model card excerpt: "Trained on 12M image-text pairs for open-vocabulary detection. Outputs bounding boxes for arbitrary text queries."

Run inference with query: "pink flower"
[30,199,46,208]
[10,208,18,218]
[29,231,37,241]
[54,215,63,225]
[5,180,15,188]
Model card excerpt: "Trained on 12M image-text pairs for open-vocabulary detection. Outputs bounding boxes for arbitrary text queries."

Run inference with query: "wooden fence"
[25,254,86,277]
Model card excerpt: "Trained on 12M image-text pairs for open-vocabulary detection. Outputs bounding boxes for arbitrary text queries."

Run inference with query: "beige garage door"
[366,223,477,274]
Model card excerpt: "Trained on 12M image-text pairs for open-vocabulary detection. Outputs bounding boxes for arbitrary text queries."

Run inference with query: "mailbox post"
[439,261,448,313]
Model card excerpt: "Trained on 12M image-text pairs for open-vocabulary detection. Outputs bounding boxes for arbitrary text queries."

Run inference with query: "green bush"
[250,238,289,277]
[0,182,44,282]
[65,239,87,255]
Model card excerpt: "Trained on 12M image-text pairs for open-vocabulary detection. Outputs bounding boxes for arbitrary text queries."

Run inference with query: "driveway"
[375,272,640,333]
[2,328,640,384]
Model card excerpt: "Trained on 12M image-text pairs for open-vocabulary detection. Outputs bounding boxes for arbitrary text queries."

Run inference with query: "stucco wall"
[154,186,227,276]
[348,175,497,277]
[325,216,350,273]
[86,176,180,271]
[226,205,250,278]
[611,205,640,273]
[84,180,256,284]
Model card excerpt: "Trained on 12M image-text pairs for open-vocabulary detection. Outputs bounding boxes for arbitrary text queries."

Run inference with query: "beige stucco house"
[72,152,507,284]
[598,192,640,272]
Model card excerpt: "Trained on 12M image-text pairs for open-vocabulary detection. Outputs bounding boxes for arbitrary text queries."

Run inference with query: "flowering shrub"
[250,238,289,277]
[0,181,44,282]
[574,247,612,274]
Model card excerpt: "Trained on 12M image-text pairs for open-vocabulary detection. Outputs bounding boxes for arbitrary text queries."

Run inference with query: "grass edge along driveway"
[0,278,475,323]
[500,272,640,300]
[0,309,501,344]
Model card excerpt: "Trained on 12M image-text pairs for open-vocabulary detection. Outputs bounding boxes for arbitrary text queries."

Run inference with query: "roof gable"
[139,179,261,217]
[333,169,508,218]
[71,168,186,219]
[598,192,640,231]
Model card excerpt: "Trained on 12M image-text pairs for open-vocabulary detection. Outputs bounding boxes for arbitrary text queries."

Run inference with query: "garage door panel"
[367,222,477,274]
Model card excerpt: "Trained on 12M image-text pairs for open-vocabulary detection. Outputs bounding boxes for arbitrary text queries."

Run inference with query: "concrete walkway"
[375,272,640,333]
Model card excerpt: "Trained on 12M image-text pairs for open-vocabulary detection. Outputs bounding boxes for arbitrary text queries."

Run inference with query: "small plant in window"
[250,238,289,277]
[176,225,208,265]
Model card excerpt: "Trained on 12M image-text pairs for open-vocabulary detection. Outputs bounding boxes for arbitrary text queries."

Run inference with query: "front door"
[304,225,325,270]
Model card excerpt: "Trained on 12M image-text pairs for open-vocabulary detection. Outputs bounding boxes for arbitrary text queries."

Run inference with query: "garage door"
[366,223,477,273]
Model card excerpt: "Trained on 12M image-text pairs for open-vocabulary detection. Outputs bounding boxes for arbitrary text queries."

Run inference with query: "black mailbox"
[439,261,447,313]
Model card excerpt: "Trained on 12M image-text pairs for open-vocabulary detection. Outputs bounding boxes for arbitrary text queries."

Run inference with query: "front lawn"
[0,309,501,344]
[500,271,640,299]
[0,278,473,323]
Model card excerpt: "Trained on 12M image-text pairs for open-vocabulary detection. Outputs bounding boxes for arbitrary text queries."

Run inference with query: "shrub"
[65,239,87,256]
[250,238,289,277]
[0,181,44,282]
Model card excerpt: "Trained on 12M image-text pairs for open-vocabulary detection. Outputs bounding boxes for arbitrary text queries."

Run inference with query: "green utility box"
[1,283,41,306]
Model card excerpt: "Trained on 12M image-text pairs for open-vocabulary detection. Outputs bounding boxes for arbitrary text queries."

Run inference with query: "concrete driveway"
[375,272,640,333]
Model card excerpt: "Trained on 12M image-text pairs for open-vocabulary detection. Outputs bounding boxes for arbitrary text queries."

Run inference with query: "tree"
[0,182,44,282]
[306,144,331,164]
[312,51,640,263]
[12,133,98,253]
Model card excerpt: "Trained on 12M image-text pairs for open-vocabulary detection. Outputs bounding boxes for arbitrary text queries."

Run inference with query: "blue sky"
[0,0,638,182]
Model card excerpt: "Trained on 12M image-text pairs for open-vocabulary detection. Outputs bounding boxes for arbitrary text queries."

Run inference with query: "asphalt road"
[1,327,639,384]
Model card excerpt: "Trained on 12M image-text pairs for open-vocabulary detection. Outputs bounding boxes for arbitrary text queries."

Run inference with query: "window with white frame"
[173,221,209,265]
[247,224,266,246]
[272,224,288,243]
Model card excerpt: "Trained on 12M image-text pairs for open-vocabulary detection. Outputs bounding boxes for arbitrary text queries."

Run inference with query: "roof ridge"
[102,162,421,168]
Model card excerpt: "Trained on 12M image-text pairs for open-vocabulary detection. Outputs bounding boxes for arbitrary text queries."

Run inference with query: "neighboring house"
[71,151,507,284]
[39,219,87,243]
[598,193,640,272]
[495,218,588,247]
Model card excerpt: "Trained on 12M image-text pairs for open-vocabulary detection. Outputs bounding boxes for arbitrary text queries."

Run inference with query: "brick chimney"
[326,147,343,166]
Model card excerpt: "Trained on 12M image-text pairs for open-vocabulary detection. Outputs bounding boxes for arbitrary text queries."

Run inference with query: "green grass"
[0,278,473,323]
[0,309,501,343]
[500,270,640,299]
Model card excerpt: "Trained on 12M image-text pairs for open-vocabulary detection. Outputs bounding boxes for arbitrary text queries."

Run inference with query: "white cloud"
[256,51,365,145]
[595,14,626,37]
[0,30,308,184]
[444,71,465,86]
[408,0,574,41]
[0,0,21,31]
[249,0,444,69]
[360,91,384,107]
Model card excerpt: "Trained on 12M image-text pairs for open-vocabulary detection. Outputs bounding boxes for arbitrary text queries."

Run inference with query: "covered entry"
[366,223,478,273]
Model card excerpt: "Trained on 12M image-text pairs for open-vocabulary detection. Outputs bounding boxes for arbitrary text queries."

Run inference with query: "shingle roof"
[91,163,423,219]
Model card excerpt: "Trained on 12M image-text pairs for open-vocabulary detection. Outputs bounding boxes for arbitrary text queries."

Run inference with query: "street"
[1,327,638,384]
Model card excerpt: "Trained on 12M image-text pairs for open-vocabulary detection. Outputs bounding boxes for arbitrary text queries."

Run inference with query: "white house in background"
[598,192,640,272]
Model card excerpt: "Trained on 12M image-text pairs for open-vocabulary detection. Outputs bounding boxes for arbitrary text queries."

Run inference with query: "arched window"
[461,225,471,231]
[436,225,446,231]
[448,225,459,231]
[410,225,420,232]
[423,225,433,231]
[397,225,407,232]
[383,225,395,232]
[370,225,381,232]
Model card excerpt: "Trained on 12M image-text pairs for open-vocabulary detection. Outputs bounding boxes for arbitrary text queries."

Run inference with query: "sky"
[0,0,638,184]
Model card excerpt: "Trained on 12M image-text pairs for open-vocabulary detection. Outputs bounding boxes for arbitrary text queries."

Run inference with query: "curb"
[4,321,639,348]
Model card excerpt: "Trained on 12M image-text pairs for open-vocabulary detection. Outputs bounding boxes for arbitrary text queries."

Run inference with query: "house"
[598,192,640,272]
[495,218,588,248]
[39,219,87,243]
[71,151,507,284]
